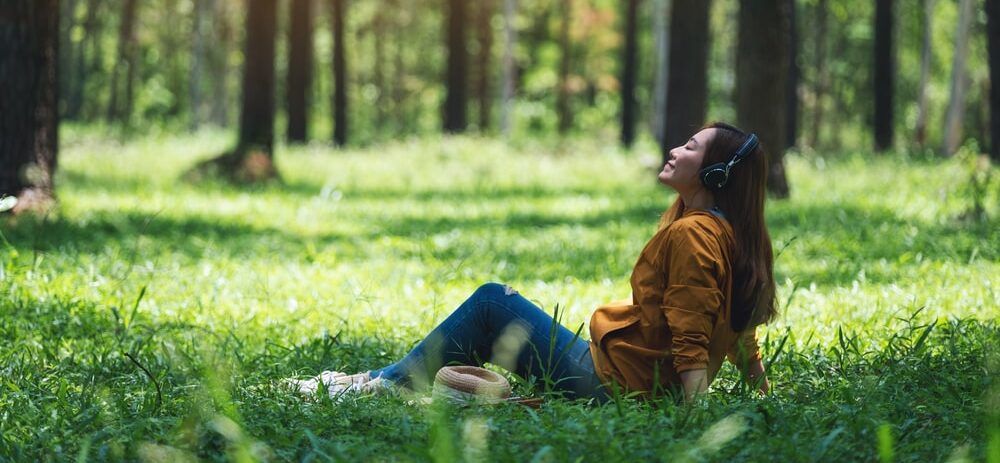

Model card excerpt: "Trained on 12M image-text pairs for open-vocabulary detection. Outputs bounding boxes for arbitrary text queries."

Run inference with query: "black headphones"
[699,132,759,189]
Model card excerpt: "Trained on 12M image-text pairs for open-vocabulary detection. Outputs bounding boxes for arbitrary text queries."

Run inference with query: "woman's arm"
[742,358,770,395]
[680,368,708,401]
[659,221,726,400]
[728,328,769,395]
[681,362,768,402]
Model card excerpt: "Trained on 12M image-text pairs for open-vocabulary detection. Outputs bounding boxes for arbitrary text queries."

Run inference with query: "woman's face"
[658,128,716,191]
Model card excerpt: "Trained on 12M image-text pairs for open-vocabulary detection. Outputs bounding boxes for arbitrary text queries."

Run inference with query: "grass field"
[1,130,998,462]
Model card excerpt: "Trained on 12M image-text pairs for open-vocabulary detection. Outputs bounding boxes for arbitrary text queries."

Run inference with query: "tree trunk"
[620,0,639,148]
[392,0,408,134]
[237,0,277,155]
[208,0,229,127]
[373,4,385,131]
[942,0,974,156]
[808,0,827,149]
[160,0,182,118]
[736,0,790,198]
[556,0,573,134]
[915,0,934,147]
[0,0,60,211]
[68,0,99,119]
[785,0,798,149]
[331,0,348,145]
[190,0,208,130]
[988,0,1000,162]
[651,0,670,146]
[662,0,711,163]
[873,0,894,152]
[476,0,494,132]
[527,3,550,76]
[189,0,277,182]
[500,0,517,138]
[58,0,77,119]
[443,0,467,133]
[287,0,313,143]
[106,0,137,124]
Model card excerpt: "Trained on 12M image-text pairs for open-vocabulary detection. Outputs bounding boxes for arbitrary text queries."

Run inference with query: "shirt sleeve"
[659,221,724,373]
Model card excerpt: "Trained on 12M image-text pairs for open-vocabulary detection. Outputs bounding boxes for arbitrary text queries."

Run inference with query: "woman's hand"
[745,358,770,395]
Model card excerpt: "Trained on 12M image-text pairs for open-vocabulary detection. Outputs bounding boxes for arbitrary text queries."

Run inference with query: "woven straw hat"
[432,366,512,404]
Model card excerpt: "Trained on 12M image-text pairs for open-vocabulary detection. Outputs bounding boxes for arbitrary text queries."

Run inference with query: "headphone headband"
[698,132,759,189]
[727,133,758,170]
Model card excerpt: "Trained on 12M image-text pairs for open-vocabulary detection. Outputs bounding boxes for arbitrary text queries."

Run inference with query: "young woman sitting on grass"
[288,122,775,403]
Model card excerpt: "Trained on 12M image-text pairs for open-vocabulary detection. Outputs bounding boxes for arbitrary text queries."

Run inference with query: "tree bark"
[620,0,640,148]
[828,29,846,151]
[785,0,798,149]
[915,0,934,147]
[392,0,408,134]
[556,0,573,134]
[443,0,467,133]
[68,0,99,119]
[942,0,974,156]
[287,0,313,143]
[331,0,348,145]
[0,0,60,210]
[373,4,385,131]
[58,0,77,119]
[651,0,670,146]
[188,0,277,182]
[160,0,182,118]
[190,0,208,130]
[237,0,277,155]
[873,0,894,152]
[808,0,827,149]
[500,0,517,137]
[476,0,494,132]
[208,0,229,127]
[662,0,711,163]
[106,0,137,124]
[988,0,1000,162]
[736,0,790,198]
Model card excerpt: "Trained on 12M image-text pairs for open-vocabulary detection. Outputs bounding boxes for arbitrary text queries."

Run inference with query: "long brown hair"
[657,122,777,331]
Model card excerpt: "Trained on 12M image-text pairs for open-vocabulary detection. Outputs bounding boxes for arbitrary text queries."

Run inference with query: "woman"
[289,122,775,403]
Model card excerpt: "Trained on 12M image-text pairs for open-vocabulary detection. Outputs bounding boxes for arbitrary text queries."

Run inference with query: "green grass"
[1,130,998,461]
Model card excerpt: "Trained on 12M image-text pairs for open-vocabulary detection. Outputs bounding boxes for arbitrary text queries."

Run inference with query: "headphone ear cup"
[699,164,728,189]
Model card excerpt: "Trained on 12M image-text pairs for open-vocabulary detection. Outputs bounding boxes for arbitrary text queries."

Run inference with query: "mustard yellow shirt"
[588,209,761,396]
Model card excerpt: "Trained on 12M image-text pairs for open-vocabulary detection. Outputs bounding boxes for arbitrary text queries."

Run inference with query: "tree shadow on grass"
[767,202,998,287]
[56,169,151,195]
[0,200,663,269]
[0,211,357,262]
[1,192,994,286]
[278,179,631,203]
[59,167,637,203]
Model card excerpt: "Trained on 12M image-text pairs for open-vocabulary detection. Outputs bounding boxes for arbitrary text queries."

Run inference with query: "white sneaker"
[285,370,399,401]
[282,370,349,397]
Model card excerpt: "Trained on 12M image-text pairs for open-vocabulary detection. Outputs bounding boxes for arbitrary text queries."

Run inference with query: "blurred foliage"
[57,0,992,151]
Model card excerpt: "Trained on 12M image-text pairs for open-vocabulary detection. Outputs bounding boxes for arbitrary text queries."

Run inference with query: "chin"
[657,172,672,186]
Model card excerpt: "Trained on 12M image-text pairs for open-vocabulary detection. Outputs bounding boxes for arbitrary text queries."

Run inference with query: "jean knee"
[453,283,502,318]
[473,282,508,300]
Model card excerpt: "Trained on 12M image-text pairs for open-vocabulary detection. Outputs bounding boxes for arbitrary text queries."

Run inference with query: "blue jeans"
[370,282,611,403]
